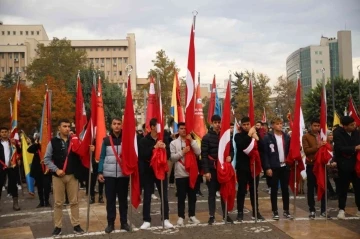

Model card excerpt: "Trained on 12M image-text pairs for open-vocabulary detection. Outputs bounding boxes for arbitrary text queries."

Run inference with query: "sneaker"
[309,211,316,220]
[151,194,158,200]
[267,188,271,195]
[223,215,234,224]
[252,212,265,221]
[121,223,131,232]
[2,186,5,191]
[177,217,184,227]
[52,227,61,236]
[36,203,44,208]
[283,210,293,219]
[216,191,220,198]
[17,184,21,190]
[90,196,95,204]
[169,184,175,188]
[337,210,345,220]
[208,216,215,225]
[320,212,332,219]
[237,212,244,222]
[272,211,280,220]
[73,225,84,234]
[63,201,69,206]
[98,196,104,203]
[44,202,51,207]
[164,219,174,229]
[105,224,114,233]
[189,216,200,225]
[197,191,204,197]
[140,221,151,230]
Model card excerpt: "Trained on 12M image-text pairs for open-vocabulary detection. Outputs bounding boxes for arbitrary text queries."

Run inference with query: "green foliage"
[1,71,17,88]
[26,38,88,87]
[273,75,296,123]
[303,77,359,126]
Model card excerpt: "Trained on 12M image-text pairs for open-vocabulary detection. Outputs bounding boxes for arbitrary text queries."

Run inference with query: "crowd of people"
[0,115,359,237]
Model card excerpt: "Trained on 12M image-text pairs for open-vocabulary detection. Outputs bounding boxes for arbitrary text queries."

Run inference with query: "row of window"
[89,47,127,52]
[1,30,40,36]
[315,60,323,64]
[90,57,128,64]
[315,51,323,55]
[0,67,26,73]
[0,52,25,59]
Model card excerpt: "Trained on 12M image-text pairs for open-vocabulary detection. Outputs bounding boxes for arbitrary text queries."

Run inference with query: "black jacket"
[333,127,360,172]
[28,143,42,178]
[138,133,169,174]
[261,132,290,170]
[234,131,253,171]
[201,128,220,174]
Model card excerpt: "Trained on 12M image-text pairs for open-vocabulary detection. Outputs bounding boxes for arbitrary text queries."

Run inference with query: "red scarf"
[150,147,169,180]
[243,139,262,178]
[313,143,333,200]
[217,160,236,211]
[177,139,198,188]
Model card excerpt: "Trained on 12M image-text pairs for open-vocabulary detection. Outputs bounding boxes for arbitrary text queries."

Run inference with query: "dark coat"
[201,128,220,174]
[261,132,290,170]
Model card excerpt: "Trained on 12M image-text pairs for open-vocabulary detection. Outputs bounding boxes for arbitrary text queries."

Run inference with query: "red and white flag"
[184,19,198,189]
[207,76,216,124]
[286,77,305,194]
[75,72,87,138]
[95,76,106,162]
[217,81,236,211]
[262,107,266,123]
[348,95,360,126]
[248,78,255,126]
[145,77,158,132]
[121,75,141,209]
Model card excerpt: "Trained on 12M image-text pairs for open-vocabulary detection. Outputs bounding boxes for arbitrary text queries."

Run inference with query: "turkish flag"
[95,77,106,162]
[348,95,360,126]
[313,143,332,200]
[75,73,87,137]
[217,81,236,211]
[145,77,158,133]
[248,78,255,126]
[121,75,141,209]
[207,76,216,124]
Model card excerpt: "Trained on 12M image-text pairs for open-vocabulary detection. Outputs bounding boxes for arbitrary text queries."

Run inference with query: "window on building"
[1,67,4,72]
[319,51,322,55]
[125,83,128,88]
[90,48,93,51]
[26,31,28,35]
[119,71,122,76]
[14,53,19,58]
[20,31,23,35]
[101,58,104,63]
[320,60,323,64]
[13,31,16,35]
[114,71,116,76]
[124,58,128,63]
[107,71,110,76]
[315,51,318,55]
[118,47,121,51]
[95,58,99,63]
[21,52,24,58]
[113,48,116,51]
[118,58,122,62]
[316,69,319,73]
[7,31,10,35]
[37,31,40,35]
[0,53,3,59]
[22,67,25,72]
[31,31,34,35]
[113,58,117,63]
[315,60,319,64]
[107,48,109,51]
[96,48,98,51]
[15,67,19,73]
[9,53,12,59]
[1,31,4,35]
[9,67,13,72]
[101,48,104,51]
[124,46,127,51]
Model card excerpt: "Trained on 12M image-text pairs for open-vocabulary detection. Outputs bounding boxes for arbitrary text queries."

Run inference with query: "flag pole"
[125,64,134,232]
[294,161,297,220]
[86,144,92,232]
[321,67,328,221]
[253,161,257,223]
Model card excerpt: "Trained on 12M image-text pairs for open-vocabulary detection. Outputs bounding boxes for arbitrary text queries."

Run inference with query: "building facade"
[286,30,353,97]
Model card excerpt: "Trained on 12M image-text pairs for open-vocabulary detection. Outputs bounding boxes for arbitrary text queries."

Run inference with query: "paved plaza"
[0,177,359,239]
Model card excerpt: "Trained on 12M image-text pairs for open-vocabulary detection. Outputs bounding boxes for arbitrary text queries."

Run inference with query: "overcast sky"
[1,0,359,86]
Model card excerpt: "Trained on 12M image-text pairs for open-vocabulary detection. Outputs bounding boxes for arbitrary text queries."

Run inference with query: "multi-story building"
[0,22,140,91]
[286,30,353,97]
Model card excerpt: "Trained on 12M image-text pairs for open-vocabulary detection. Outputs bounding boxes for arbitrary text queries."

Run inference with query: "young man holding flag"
[97,117,130,233]
[139,118,174,229]
[202,115,234,225]
[44,119,84,236]
[234,117,265,222]
[262,117,293,220]
[170,122,201,226]
[302,118,329,219]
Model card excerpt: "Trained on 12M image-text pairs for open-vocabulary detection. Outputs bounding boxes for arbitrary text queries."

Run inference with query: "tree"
[68,66,126,127]
[303,77,359,126]
[26,38,88,87]
[231,71,272,121]
[273,75,296,124]
[1,71,17,88]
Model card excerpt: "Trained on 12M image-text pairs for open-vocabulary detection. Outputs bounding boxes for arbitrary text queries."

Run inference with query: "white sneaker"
[216,191,220,198]
[177,217,184,227]
[164,219,174,229]
[17,184,21,190]
[2,186,5,191]
[151,194,158,200]
[337,210,345,219]
[189,216,200,225]
[356,210,360,217]
[140,221,151,230]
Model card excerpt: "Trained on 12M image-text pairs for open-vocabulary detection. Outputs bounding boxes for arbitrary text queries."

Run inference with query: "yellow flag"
[333,112,340,126]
